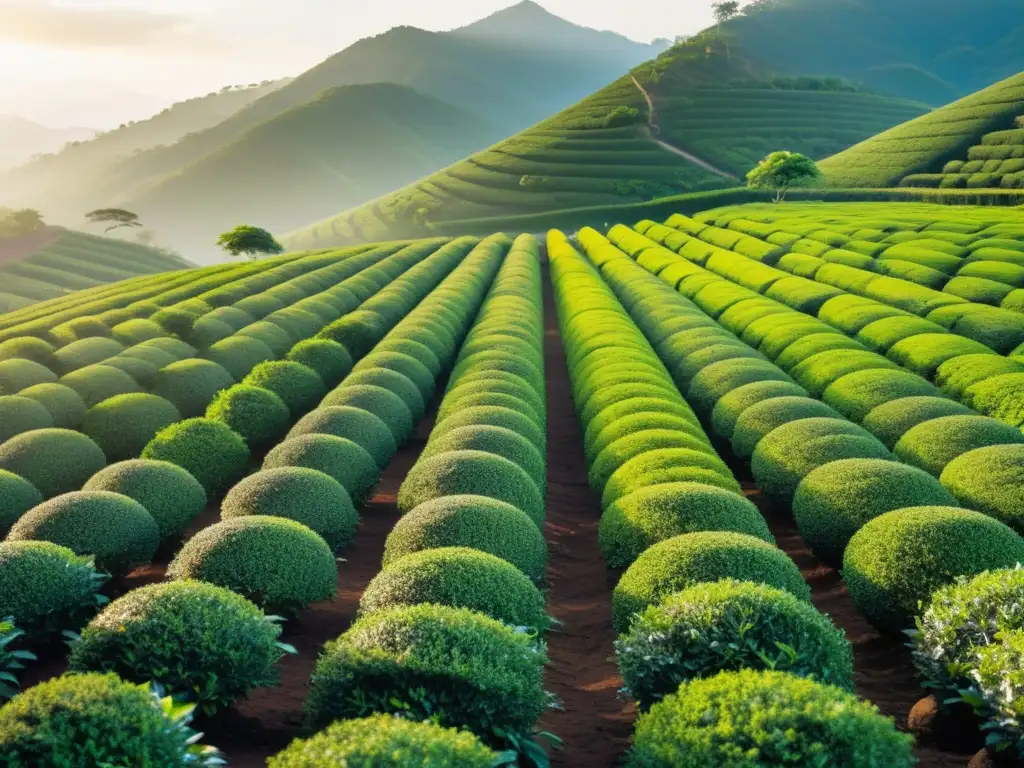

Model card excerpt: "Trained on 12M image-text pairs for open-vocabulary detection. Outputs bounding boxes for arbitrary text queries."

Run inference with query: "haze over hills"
[0,116,95,173]
[0,1,666,260]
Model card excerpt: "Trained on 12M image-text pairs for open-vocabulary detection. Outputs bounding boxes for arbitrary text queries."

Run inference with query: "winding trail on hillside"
[629,75,739,181]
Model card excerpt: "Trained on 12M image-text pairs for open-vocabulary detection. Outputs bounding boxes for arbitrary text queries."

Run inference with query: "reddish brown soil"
[0,227,61,265]
[539,275,635,767]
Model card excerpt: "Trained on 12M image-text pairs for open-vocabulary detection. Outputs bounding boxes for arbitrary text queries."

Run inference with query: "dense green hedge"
[142,418,249,495]
[0,428,107,498]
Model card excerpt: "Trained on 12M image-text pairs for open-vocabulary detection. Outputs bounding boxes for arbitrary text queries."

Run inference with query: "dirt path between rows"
[629,75,738,181]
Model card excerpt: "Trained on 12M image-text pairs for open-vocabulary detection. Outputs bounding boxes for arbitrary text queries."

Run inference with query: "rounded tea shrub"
[431,406,544,452]
[287,406,397,468]
[822,369,942,423]
[0,337,56,367]
[420,425,545,488]
[601,449,741,509]
[355,351,435,401]
[141,418,249,495]
[53,337,124,372]
[599,483,772,569]
[0,469,43,535]
[843,506,1024,632]
[0,358,57,395]
[361,547,547,632]
[343,368,426,419]
[222,468,357,551]
[7,490,159,575]
[0,672,220,767]
[59,364,142,408]
[98,354,160,386]
[0,395,53,442]
[84,460,206,540]
[616,580,854,708]
[709,379,809,440]
[69,580,287,714]
[0,428,106,498]
[304,604,549,741]
[16,383,86,429]
[941,445,1024,533]
[793,459,959,567]
[862,395,975,448]
[263,434,379,501]
[731,397,841,459]
[321,385,414,444]
[243,361,325,417]
[203,336,275,381]
[286,339,353,387]
[168,516,337,613]
[398,450,544,526]
[612,531,810,634]
[626,669,914,767]
[205,385,291,449]
[894,415,1024,476]
[384,495,547,584]
[151,359,236,418]
[81,393,181,462]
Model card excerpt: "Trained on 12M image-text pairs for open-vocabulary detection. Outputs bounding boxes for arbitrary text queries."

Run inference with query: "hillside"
[0,81,289,205]
[0,1,664,244]
[123,84,500,261]
[0,228,191,312]
[285,38,927,247]
[820,71,1024,188]
[0,117,94,173]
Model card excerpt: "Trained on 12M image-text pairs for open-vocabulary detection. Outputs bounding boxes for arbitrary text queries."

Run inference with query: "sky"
[0,0,717,128]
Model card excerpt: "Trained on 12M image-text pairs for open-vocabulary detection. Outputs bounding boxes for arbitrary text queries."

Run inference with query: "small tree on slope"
[217,225,284,260]
[747,151,821,202]
[85,209,143,234]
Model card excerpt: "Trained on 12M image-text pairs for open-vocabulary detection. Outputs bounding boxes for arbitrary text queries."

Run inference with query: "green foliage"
[361,547,547,632]
[203,336,275,381]
[599,483,772,568]
[422,425,545,489]
[894,414,1024,476]
[322,384,414,444]
[304,604,551,756]
[941,445,1024,534]
[110,319,165,346]
[151,359,236,418]
[844,507,1024,632]
[746,151,821,200]
[222,468,357,551]
[862,395,974,448]
[69,580,291,715]
[708,379,808,439]
[0,618,35,700]
[168,516,337,614]
[626,669,914,767]
[0,428,106,498]
[263,434,380,501]
[0,359,58,396]
[601,448,741,509]
[384,495,547,584]
[0,396,53,443]
[286,339,353,388]
[58,364,142,409]
[287,405,396,468]
[142,418,249,495]
[731,397,840,459]
[205,384,290,449]
[81,393,181,462]
[83,460,206,540]
[217,225,284,259]
[317,310,388,359]
[612,531,810,634]
[243,361,325,418]
[616,580,853,709]
[0,337,57,368]
[969,629,1024,756]
[0,673,222,767]
[0,470,42,536]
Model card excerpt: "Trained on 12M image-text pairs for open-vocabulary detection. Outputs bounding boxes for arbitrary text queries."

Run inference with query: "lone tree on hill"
[747,151,821,202]
[712,0,741,58]
[85,208,143,233]
[217,225,284,260]
[0,208,45,237]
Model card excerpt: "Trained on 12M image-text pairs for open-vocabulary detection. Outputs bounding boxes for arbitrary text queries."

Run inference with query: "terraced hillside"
[902,116,1024,190]
[820,71,1024,188]
[285,39,927,248]
[0,229,191,312]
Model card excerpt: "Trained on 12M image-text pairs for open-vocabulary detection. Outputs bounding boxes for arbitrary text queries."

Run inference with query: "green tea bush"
[69,580,290,715]
[287,406,396,468]
[432,406,544,452]
[626,669,914,767]
[421,425,545,488]
[120,344,176,370]
[612,531,810,634]
[263,434,379,501]
[0,541,106,638]
[343,368,426,419]
[222,468,357,551]
[601,449,741,509]
[81,394,181,462]
[793,459,958,567]
[375,338,442,377]
[243,361,325,417]
[616,580,853,709]
[0,428,106,498]
[237,321,294,356]
[138,337,195,360]
[708,380,808,440]
[205,385,290,449]
[151,359,235,418]
[59,365,142,409]
[790,350,899,397]
[600,483,772,569]
[0,337,56,368]
[587,413,706,464]
[203,306,254,331]
[109,319,164,346]
[97,354,160,386]
[844,506,1024,632]
[53,337,124,372]
[7,491,158,575]
[142,418,249,495]
[151,306,199,337]
[889,333,996,378]
[589,430,713,492]
[0,396,53,443]
[398,450,544,526]
[941,445,1024,533]
[304,604,551,752]
[361,547,547,632]
[731,397,842,459]
[964,372,1024,428]
[0,359,57,395]
[894,414,1024,476]
[84,460,206,540]
[321,385,414,444]
[822,369,942,423]
[168,516,336,613]
[267,714,500,767]
[317,310,388,358]
[355,352,435,401]
[202,336,275,381]
[862,396,975,448]
[16,383,86,429]
[286,339,353,388]
[384,495,547,583]
[0,673,222,766]
[187,317,234,349]
[0,470,42,536]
